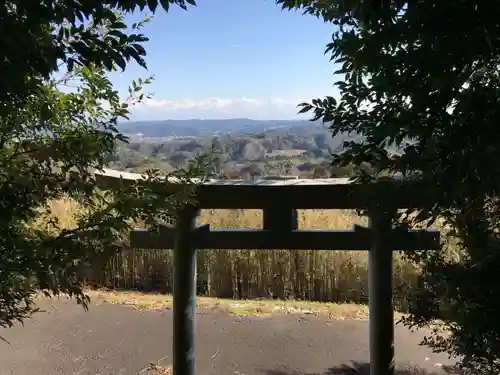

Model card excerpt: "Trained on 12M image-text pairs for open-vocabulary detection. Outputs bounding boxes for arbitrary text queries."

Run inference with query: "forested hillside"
[109,119,368,178]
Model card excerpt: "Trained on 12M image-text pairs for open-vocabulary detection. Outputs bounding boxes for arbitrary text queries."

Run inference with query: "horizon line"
[120,118,317,123]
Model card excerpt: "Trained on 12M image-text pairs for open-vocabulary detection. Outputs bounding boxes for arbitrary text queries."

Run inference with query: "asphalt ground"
[0,298,457,375]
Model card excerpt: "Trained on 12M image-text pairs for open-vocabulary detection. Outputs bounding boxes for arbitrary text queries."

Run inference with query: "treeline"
[87,248,418,312]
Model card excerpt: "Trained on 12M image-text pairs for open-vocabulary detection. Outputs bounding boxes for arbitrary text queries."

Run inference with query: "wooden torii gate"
[95,169,440,375]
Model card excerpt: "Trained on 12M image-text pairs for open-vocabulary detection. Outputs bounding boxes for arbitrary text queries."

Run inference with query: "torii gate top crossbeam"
[94,168,427,209]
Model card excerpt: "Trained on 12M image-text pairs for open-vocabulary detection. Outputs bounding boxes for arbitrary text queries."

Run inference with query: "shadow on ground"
[263,361,460,375]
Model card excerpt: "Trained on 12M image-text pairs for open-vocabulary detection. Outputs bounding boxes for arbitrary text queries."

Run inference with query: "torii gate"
[95,169,440,375]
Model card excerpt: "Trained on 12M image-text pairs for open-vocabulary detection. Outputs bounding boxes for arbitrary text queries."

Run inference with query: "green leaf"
[160,0,170,11]
[112,53,127,71]
[148,0,159,12]
[67,58,75,72]
[131,43,146,56]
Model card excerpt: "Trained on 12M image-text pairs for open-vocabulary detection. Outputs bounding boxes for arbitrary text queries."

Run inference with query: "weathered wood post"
[262,177,298,300]
[173,206,199,375]
[368,205,396,375]
[262,176,299,232]
[263,206,298,232]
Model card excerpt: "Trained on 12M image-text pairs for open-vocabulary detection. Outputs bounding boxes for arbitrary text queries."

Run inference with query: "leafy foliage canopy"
[0,0,207,329]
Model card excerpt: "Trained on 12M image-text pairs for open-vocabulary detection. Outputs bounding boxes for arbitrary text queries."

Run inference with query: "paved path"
[0,298,456,375]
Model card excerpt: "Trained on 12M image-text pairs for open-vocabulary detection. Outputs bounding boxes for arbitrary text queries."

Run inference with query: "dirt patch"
[87,289,395,321]
[141,363,172,375]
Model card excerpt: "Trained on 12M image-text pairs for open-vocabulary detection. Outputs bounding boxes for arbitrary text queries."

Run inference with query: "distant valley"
[110,119,366,179]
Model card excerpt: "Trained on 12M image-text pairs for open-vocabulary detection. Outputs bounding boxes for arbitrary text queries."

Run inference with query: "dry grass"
[88,289,375,320]
[42,198,365,231]
[141,363,172,375]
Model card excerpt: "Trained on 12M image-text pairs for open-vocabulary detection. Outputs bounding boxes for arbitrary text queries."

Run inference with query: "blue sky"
[113,0,337,121]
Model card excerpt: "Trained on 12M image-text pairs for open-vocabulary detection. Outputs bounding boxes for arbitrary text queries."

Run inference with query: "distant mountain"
[118,119,325,138]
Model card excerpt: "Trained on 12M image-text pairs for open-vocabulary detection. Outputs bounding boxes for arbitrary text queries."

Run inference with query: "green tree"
[0,0,204,329]
[279,0,500,373]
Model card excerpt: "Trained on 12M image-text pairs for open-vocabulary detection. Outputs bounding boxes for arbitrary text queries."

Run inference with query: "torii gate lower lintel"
[94,169,440,375]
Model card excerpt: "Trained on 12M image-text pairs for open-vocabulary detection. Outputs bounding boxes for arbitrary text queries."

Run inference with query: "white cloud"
[129,96,311,120]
